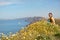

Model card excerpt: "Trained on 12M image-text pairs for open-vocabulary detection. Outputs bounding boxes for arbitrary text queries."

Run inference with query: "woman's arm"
[51,17,55,24]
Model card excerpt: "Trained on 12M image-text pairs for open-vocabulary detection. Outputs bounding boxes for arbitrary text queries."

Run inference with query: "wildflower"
[35,39,37,40]
[29,33,32,36]
[37,34,40,36]
[12,34,16,37]
[6,37,8,39]
[23,36,25,39]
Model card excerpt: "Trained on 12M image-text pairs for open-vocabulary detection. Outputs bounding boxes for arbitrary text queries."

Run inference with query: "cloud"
[0,0,24,6]
[0,2,13,6]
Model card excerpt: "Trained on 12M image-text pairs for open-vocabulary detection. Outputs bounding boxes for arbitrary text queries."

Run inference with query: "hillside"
[23,17,45,23]
[1,20,60,40]
[55,19,60,26]
[15,17,45,24]
[18,20,60,40]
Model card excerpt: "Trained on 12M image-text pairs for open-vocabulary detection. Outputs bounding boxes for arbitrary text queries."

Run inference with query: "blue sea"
[0,19,29,34]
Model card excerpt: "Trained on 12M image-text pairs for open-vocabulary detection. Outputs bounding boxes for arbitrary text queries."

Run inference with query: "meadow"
[1,20,60,40]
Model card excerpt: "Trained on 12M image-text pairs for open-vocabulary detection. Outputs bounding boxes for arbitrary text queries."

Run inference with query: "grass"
[1,20,60,40]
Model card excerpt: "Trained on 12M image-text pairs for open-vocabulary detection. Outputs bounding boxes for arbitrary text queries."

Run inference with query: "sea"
[0,19,30,34]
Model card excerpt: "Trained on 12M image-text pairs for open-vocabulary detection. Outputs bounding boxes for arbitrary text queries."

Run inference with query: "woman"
[48,13,55,24]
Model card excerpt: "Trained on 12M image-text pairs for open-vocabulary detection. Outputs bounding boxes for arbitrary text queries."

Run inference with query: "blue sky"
[0,0,60,19]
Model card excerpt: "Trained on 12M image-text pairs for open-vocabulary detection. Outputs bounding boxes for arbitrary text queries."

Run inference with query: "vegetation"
[55,19,60,26]
[1,20,60,40]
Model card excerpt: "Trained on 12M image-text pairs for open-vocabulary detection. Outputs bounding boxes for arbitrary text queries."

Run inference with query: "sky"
[0,0,60,19]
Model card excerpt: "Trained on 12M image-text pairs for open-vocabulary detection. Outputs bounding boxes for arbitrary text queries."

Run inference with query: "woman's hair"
[49,13,53,17]
[49,13,53,15]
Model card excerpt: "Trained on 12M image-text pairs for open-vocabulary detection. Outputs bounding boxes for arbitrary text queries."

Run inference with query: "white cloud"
[0,2,13,6]
[0,0,24,6]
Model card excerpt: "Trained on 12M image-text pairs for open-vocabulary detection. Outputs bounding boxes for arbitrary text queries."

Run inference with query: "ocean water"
[0,19,29,34]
